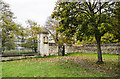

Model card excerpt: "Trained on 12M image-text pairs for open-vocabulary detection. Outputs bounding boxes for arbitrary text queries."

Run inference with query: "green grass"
[2,53,119,77]
[66,52,118,56]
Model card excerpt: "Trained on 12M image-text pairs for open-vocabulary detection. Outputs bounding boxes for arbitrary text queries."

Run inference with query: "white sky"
[4,0,57,27]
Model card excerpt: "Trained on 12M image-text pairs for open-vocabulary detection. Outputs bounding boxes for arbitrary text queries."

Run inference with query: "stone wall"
[83,44,120,54]
[49,43,120,55]
[49,43,58,55]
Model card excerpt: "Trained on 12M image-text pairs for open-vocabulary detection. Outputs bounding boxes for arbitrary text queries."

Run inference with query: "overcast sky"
[4,0,57,27]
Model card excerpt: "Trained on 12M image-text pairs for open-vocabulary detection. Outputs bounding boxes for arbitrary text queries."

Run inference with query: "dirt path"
[1,56,36,61]
[61,56,119,76]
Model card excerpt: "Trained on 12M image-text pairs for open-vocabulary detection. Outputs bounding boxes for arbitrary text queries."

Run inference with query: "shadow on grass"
[2,53,119,62]
[2,55,59,62]
[2,77,119,79]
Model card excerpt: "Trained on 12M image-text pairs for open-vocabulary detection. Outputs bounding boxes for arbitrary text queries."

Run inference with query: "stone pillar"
[37,32,49,56]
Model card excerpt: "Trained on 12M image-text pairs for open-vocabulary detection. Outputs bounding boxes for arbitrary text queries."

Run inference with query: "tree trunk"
[55,32,59,43]
[2,39,5,53]
[95,35,104,64]
[34,47,37,53]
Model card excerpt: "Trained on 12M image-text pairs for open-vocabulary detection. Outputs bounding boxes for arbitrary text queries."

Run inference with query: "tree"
[45,16,75,44]
[52,0,116,64]
[45,16,59,43]
[24,20,42,53]
[0,0,21,52]
[110,2,120,43]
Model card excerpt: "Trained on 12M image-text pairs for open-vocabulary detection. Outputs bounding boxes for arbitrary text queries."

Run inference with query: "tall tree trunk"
[56,32,59,43]
[34,47,37,53]
[95,35,104,64]
[2,39,5,53]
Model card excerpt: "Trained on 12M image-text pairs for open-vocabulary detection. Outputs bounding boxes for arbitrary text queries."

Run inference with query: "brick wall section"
[49,43,120,55]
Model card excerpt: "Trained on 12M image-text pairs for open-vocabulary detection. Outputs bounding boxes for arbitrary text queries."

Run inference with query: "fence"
[1,39,38,57]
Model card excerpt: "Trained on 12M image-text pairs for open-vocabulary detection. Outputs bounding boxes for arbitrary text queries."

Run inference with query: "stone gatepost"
[37,31,49,56]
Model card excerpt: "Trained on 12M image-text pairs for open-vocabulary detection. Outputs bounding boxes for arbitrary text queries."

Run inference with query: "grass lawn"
[2,53,119,77]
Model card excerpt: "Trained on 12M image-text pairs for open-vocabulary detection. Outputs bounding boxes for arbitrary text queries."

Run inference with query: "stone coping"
[48,43,120,46]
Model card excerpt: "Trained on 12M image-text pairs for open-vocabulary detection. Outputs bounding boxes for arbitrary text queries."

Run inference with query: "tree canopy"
[20,20,42,52]
[0,0,22,51]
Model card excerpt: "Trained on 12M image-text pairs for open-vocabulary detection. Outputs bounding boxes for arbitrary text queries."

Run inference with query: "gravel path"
[1,56,36,61]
